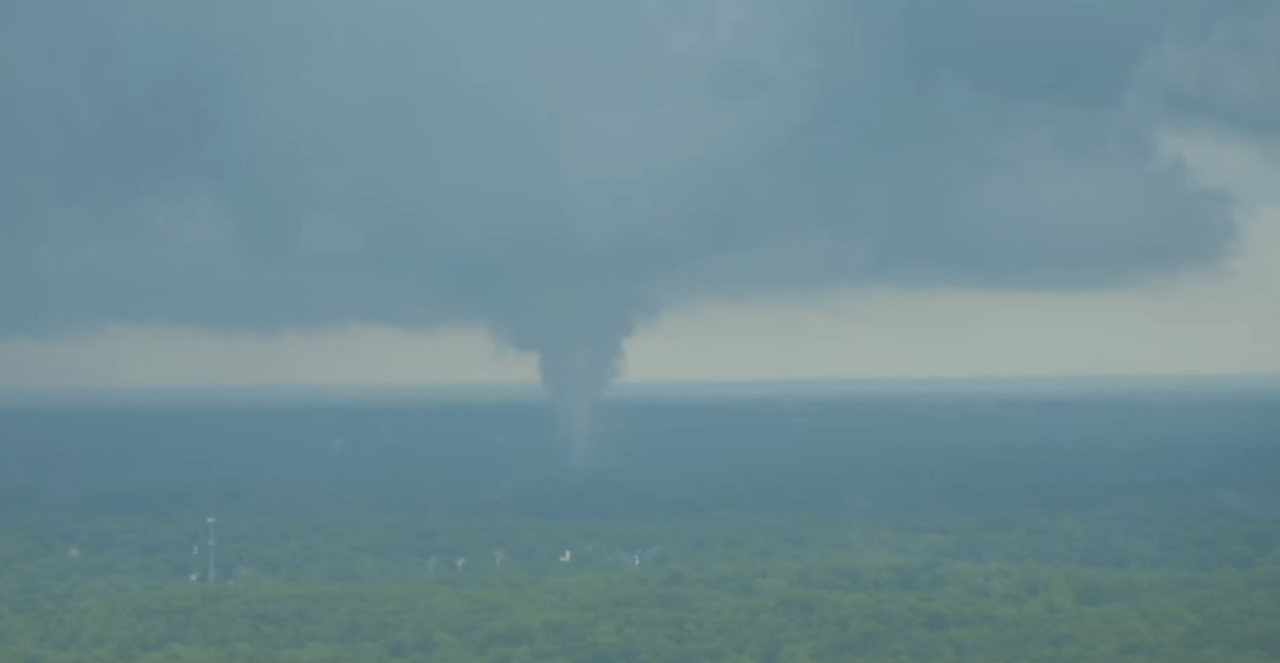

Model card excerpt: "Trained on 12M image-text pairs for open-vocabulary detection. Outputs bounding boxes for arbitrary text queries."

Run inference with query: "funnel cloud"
[0,0,1273,464]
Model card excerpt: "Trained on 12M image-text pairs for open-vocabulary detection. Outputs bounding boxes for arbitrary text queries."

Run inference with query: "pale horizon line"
[3,372,1278,408]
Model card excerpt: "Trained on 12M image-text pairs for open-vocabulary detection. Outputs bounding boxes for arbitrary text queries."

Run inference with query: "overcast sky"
[1,0,1277,389]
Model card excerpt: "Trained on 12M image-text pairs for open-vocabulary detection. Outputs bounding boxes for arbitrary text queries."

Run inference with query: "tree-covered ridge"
[1,475,1278,662]
[2,552,1278,661]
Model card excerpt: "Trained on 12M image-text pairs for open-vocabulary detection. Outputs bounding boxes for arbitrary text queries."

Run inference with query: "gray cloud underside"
[0,0,1272,346]
[1138,5,1280,142]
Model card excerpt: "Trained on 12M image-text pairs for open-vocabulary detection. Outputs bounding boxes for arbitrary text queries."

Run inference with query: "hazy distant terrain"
[1,388,1278,661]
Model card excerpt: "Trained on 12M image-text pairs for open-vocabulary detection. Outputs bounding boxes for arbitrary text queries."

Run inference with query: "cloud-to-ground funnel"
[0,0,1274,464]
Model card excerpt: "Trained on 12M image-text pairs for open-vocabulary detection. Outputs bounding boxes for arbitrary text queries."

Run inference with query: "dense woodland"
[2,396,1279,661]
[1,472,1278,663]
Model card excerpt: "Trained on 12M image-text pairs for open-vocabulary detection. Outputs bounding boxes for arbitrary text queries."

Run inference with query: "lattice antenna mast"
[206,517,217,584]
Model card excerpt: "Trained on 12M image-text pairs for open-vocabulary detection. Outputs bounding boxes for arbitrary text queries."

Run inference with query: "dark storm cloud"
[0,0,1269,454]
[0,0,1258,333]
[1132,0,1280,137]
